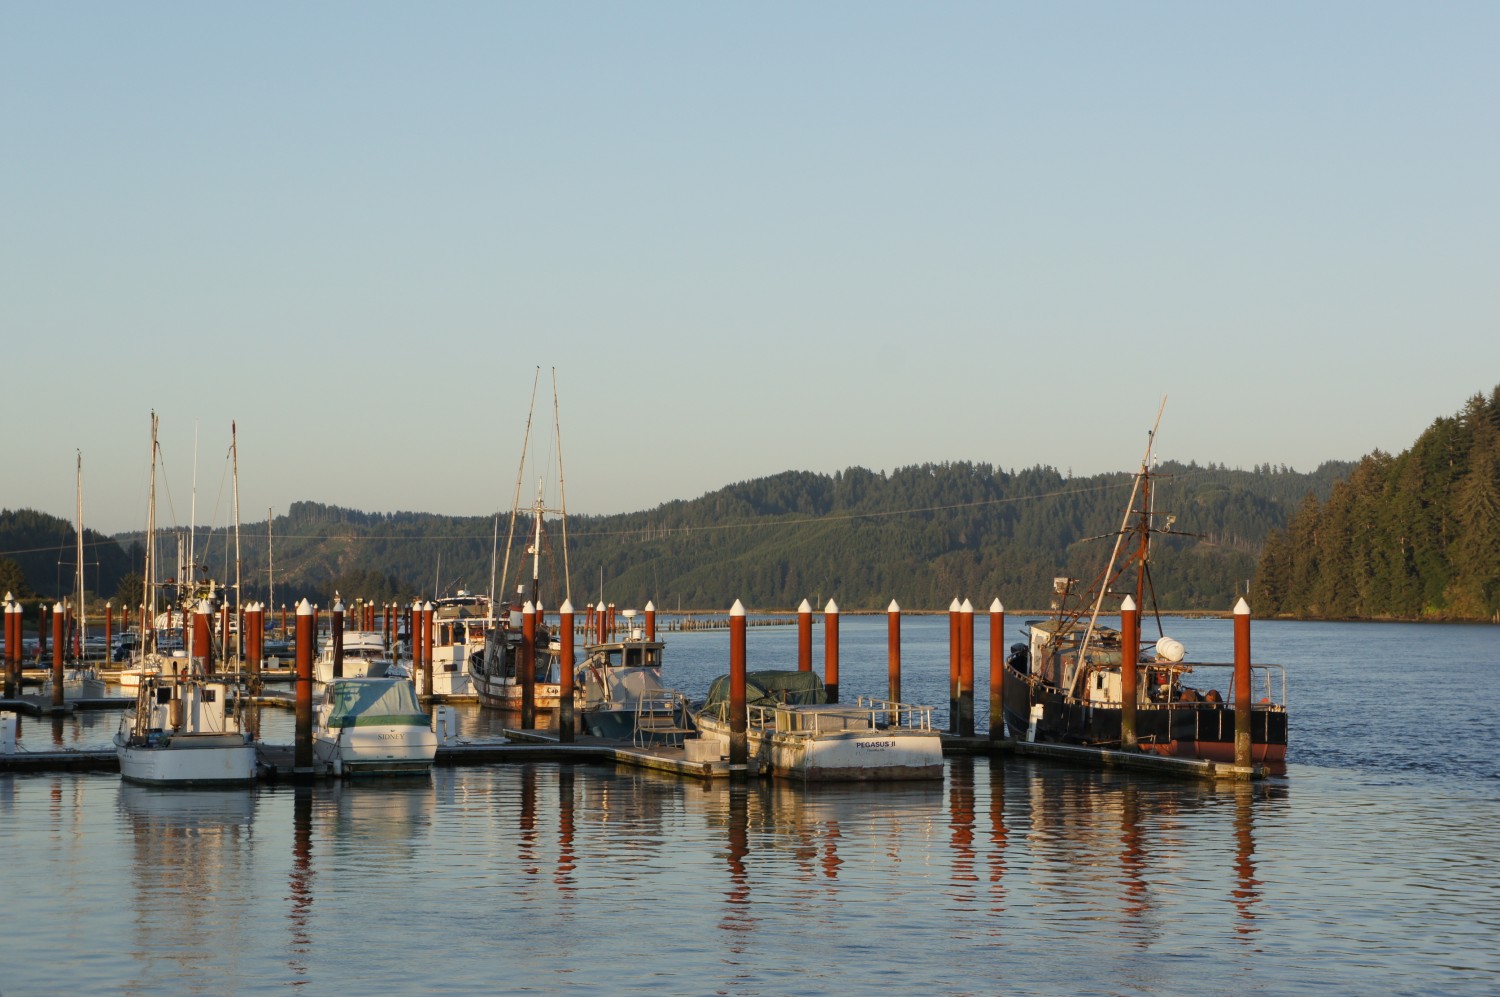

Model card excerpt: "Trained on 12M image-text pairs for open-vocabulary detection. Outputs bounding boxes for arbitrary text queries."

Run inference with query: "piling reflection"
[556,766,576,889]
[288,785,314,986]
[1232,783,1261,938]
[949,757,978,901]
[987,758,1008,913]
[721,783,754,943]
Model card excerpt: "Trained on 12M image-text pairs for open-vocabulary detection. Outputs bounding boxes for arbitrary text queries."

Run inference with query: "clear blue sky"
[4,2,1496,534]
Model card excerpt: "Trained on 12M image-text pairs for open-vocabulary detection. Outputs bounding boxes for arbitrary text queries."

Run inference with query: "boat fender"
[1155,637,1185,663]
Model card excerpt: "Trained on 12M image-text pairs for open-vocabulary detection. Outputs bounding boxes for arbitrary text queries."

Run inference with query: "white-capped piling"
[1234,598,1252,768]
[559,599,575,742]
[797,599,812,672]
[887,600,902,704]
[332,598,345,679]
[1121,595,1140,750]
[644,601,656,641]
[729,600,748,776]
[294,599,314,774]
[824,599,840,704]
[947,598,961,732]
[988,599,1005,742]
[521,601,537,729]
[958,599,975,736]
[51,602,64,708]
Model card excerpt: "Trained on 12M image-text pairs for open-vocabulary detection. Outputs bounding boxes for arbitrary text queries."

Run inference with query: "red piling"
[947,598,960,733]
[595,601,606,646]
[294,599,314,774]
[3,598,16,699]
[332,598,345,679]
[194,599,213,675]
[51,602,65,707]
[521,601,536,730]
[422,601,434,699]
[558,599,575,742]
[729,599,748,775]
[39,604,48,658]
[1120,595,1140,750]
[988,599,1005,742]
[959,599,975,736]
[824,599,840,704]
[797,599,812,672]
[644,600,656,642]
[1234,598,1252,768]
[105,602,113,658]
[887,600,902,705]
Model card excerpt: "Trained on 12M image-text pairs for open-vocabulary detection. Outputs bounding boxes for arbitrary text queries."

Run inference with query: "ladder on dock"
[634,690,693,748]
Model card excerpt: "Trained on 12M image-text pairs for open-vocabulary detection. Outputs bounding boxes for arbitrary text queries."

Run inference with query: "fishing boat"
[115,659,257,786]
[693,670,944,782]
[575,609,690,741]
[313,676,438,777]
[314,629,397,684]
[1000,408,1289,768]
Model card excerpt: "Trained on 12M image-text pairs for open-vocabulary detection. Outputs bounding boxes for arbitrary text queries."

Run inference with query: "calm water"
[3,617,1497,996]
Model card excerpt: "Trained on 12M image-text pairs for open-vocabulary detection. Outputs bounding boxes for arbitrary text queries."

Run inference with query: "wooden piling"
[294,599,314,774]
[729,600,748,776]
[1234,598,1251,768]
[948,598,960,733]
[988,599,1005,742]
[104,602,112,658]
[422,601,434,698]
[887,600,901,705]
[558,599,575,743]
[521,601,536,730]
[194,598,213,675]
[1120,595,1139,750]
[644,600,656,642]
[4,598,17,699]
[958,599,974,737]
[797,599,812,672]
[332,598,345,679]
[824,599,840,704]
[51,602,64,707]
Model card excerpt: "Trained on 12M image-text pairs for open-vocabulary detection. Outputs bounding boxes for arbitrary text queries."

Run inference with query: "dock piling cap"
[888,599,900,613]
[730,599,746,617]
[560,598,574,614]
[1121,594,1137,612]
[949,597,961,611]
[990,597,1004,613]
[1233,597,1251,616]
[960,598,973,614]
[824,598,838,614]
[297,598,313,616]
[798,598,811,613]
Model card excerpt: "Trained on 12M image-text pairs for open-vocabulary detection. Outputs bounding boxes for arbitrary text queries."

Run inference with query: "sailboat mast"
[145,413,158,655]
[499,368,541,609]
[232,422,242,668]
[75,451,86,661]
[551,368,572,605]
[266,508,274,626]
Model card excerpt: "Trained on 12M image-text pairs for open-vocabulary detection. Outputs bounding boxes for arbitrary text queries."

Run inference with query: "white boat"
[575,612,688,742]
[425,593,480,698]
[115,667,257,786]
[314,630,396,684]
[314,676,438,777]
[693,670,944,782]
[42,665,106,699]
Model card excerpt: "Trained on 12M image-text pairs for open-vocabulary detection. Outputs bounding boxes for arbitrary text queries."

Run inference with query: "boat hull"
[313,724,438,777]
[1002,666,1288,767]
[115,733,258,786]
[695,713,943,782]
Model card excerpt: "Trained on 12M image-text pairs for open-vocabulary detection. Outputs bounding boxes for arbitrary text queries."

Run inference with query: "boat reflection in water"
[116,783,258,992]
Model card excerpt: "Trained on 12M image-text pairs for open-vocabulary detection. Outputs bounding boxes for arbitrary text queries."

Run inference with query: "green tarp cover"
[701,669,826,720]
[326,679,428,729]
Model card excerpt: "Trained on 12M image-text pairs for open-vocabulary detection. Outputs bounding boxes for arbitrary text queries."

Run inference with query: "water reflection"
[287,785,314,986]
[1232,783,1261,939]
[116,783,257,996]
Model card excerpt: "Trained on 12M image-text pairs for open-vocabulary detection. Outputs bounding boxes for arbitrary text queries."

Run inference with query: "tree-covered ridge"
[92,459,1344,613]
[1256,387,1500,620]
[0,508,138,604]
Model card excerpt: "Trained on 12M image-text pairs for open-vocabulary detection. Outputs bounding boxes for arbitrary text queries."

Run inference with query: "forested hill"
[95,459,1349,613]
[0,508,138,604]
[1256,387,1500,621]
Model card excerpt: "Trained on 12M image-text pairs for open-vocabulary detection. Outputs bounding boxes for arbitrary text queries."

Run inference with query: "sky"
[3,2,1497,535]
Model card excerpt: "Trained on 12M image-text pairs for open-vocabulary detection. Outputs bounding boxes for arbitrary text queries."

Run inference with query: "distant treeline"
[65,458,1350,614]
[1256,387,1500,621]
[0,508,139,607]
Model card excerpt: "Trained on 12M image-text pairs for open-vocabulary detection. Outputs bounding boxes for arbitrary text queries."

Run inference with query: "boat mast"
[266,508,274,628]
[145,413,159,656]
[75,451,85,663]
[232,422,242,668]
[551,368,572,605]
[498,368,541,612]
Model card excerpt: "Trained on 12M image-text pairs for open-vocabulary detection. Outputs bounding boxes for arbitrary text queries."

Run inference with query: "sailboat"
[467,370,568,713]
[43,453,105,699]
[999,405,1289,767]
[114,416,257,785]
